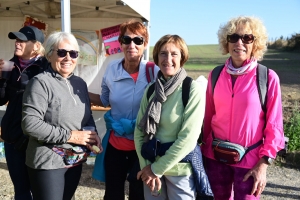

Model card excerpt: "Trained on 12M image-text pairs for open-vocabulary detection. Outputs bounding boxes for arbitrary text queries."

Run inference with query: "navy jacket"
[0,55,48,143]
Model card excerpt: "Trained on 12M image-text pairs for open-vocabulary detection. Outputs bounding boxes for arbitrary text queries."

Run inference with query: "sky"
[149,0,300,46]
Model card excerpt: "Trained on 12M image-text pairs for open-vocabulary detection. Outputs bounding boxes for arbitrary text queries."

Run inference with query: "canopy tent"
[0,0,152,137]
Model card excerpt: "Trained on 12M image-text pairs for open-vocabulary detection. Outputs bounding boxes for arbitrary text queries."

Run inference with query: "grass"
[150,44,300,85]
[284,102,300,151]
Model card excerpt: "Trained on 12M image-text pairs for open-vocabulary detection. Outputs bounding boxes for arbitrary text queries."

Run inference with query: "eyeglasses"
[121,36,144,45]
[227,34,256,44]
[55,49,79,59]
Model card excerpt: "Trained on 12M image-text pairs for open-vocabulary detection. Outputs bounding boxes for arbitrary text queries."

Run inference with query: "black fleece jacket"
[0,55,48,143]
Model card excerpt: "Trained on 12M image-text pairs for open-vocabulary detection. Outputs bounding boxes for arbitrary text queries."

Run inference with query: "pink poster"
[100,24,122,56]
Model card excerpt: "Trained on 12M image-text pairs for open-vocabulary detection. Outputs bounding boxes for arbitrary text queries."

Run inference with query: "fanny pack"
[52,145,90,166]
[212,133,262,164]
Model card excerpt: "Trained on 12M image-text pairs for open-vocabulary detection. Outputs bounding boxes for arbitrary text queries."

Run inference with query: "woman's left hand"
[243,158,268,197]
[87,135,103,154]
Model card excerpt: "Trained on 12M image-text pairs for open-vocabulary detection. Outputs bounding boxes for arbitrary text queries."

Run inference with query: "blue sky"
[149,0,300,46]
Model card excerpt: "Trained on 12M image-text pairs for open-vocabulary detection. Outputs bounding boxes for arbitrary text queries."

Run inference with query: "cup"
[1,60,14,80]
[82,126,95,131]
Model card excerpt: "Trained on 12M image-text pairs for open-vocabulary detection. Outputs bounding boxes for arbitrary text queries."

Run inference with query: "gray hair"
[44,31,79,60]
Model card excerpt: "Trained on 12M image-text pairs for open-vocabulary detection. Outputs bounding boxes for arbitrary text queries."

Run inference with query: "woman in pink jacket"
[202,16,285,200]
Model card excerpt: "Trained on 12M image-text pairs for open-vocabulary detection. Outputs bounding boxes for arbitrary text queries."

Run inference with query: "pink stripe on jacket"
[201,65,285,169]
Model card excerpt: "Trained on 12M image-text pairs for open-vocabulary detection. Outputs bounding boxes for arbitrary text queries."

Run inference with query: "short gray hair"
[44,31,79,60]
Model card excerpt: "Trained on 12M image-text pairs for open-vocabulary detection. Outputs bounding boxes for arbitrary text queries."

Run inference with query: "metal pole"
[61,0,71,33]
[144,21,150,61]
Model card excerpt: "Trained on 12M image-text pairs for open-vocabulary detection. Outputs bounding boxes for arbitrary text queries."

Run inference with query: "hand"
[0,59,3,76]
[0,59,4,67]
[68,130,99,146]
[147,177,161,192]
[87,135,103,154]
[137,165,157,185]
[243,158,268,197]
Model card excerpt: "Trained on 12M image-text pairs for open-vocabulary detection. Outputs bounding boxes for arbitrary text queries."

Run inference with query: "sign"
[100,24,122,56]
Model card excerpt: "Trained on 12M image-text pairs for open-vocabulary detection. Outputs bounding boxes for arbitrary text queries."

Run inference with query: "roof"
[0,0,150,21]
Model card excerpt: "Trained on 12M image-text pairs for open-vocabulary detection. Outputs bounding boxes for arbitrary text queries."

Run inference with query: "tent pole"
[144,21,150,61]
[61,0,71,33]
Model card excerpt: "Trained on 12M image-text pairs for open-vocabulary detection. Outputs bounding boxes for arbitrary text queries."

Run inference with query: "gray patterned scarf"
[138,67,187,141]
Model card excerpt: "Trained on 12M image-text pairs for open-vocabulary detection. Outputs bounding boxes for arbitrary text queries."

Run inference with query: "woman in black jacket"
[0,26,47,200]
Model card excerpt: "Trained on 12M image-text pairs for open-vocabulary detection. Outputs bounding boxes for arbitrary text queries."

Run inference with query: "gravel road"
[1,155,300,200]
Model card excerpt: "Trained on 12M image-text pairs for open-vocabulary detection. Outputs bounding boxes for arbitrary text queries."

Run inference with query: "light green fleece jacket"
[134,79,205,176]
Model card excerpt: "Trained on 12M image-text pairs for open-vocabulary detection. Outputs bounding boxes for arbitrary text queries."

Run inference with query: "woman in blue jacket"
[89,20,159,200]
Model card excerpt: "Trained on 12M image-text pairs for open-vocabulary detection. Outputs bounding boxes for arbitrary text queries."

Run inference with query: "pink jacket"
[201,65,285,169]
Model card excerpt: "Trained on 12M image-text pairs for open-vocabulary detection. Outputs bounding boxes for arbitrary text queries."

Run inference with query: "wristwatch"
[262,155,274,165]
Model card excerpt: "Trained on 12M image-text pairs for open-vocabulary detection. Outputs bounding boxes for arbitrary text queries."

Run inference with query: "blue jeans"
[4,142,32,200]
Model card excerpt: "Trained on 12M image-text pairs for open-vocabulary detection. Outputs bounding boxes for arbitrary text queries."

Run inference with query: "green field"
[150,44,300,85]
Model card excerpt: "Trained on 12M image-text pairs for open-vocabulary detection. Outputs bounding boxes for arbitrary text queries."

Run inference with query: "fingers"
[254,183,265,197]
[243,170,252,182]
[137,170,142,180]
[155,177,162,191]
[147,179,155,192]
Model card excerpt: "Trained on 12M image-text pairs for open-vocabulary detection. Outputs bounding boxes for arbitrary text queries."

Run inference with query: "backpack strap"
[146,82,155,101]
[182,76,192,107]
[146,62,155,83]
[256,64,268,113]
[146,76,192,108]
[211,65,225,94]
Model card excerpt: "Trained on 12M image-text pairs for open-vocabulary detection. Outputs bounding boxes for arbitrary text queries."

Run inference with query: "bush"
[284,102,300,151]
[268,33,300,52]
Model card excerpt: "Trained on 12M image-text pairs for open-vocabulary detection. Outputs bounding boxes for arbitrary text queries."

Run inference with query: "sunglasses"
[55,49,79,59]
[227,34,255,44]
[121,36,144,45]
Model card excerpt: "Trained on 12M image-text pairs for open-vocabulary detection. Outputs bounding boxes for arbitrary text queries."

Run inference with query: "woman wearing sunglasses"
[21,31,102,200]
[201,16,285,199]
[0,26,47,200]
[90,20,159,200]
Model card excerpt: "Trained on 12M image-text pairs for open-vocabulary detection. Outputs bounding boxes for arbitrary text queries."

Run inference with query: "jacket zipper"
[16,63,41,81]
[64,79,77,105]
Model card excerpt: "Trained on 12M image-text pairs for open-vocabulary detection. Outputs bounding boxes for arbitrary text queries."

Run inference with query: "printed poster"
[100,24,122,56]
[73,30,99,66]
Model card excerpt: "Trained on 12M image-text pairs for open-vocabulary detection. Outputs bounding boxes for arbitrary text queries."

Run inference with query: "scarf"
[138,67,187,141]
[226,57,257,75]
[19,55,40,69]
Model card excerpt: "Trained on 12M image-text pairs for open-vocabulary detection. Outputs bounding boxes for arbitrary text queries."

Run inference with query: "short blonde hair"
[34,41,45,56]
[153,34,189,66]
[44,31,79,60]
[218,16,268,61]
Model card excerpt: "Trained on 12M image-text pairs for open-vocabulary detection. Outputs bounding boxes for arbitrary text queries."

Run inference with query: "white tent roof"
[0,0,150,21]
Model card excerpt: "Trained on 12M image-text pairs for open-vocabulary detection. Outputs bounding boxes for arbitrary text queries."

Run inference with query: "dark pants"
[104,142,144,200]
[204,157,259,200]
[4,142,32,200]
[27,164,82,200]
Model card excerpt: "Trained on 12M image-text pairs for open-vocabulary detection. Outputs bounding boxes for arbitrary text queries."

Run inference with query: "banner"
[100,24,122,56]
[23,15,48,36]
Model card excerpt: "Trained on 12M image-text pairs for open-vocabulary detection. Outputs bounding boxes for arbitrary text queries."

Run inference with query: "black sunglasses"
[55,49,79,59]
[227,34,256,44]
[121,36,144,45]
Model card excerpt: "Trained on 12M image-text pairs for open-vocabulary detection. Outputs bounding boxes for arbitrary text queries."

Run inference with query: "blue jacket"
[92,58,159,181]
[100,58,159,140]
